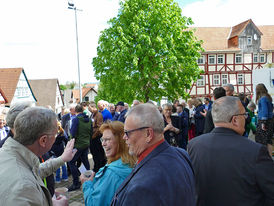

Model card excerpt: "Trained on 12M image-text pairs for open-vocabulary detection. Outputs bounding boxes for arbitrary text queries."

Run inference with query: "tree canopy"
[93,0,203,103]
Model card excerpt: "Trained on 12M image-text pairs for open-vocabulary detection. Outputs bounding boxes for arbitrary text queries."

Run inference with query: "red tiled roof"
[0,68,22,103]
[229,19,263,39]
[0,88,8,104]
[72,87,97,103]
[85,84,96,88]
[192,20,273,52]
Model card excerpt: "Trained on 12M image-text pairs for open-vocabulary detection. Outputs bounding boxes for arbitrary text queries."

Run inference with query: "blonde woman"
[80,121,136,206]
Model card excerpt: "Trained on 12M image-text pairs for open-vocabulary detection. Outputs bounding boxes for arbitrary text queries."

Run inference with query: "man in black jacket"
[188,96,274,206]
[203,87,226,133]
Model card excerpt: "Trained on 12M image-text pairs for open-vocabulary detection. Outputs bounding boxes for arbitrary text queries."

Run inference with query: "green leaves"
[92,0,202,103]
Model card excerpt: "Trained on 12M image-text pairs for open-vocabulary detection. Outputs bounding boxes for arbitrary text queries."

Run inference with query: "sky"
[0,0,273,85]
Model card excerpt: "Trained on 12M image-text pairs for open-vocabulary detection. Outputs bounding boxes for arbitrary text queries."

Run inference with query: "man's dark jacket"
[188,127,274,206]
[111,141,196,206]
[203,110,214,133]
[61,113,71,136]
[113,109,127,123]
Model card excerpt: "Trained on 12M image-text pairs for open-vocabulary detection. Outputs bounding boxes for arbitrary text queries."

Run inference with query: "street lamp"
[68,1,82,103]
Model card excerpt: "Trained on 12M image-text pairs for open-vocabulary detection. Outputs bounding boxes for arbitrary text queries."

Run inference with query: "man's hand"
[52,195,68,206]
[200,109,207,117]
[61,139,77,162]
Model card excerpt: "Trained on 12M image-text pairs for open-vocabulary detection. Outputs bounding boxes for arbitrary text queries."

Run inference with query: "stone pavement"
[55,175,85,206]
[54,154,94,206]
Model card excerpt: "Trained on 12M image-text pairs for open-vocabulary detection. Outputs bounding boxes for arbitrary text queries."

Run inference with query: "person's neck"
[26,143,40,157]
[164,114,171,120]
[214,123,241,135]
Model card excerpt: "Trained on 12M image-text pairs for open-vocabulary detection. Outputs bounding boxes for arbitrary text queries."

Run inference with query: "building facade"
[0,68,36,106]
[189,19,274,98]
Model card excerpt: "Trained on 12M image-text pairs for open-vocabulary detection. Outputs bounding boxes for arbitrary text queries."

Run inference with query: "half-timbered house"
[189,19,274,98]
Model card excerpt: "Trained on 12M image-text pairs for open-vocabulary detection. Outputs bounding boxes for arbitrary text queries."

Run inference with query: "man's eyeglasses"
[124,127,149,137]
[230,112,249,121]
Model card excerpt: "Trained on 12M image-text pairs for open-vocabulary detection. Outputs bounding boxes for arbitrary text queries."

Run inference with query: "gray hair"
[132,100,140,106]
[212,96,241,123]
[126,103,164,134]
[223,83,234,92]
[6,101,33,128]
[69,103,77,109]
[162,103,172,109]
[14,107,57,146]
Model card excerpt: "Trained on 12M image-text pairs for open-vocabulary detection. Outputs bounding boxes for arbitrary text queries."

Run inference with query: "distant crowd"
[0,82,273,206]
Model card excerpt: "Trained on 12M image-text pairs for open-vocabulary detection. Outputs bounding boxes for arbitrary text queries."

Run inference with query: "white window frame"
[197,55,205,64]
[217,54,224,64]
[235,54,242,64]
[237,74,244,85]
[221,74,228,85]
[247,36,252,45]
[209,55,216,64]
[253,53,258,63]
[213,74,220,85]
[260,53,265,63]
[197,75,205,86]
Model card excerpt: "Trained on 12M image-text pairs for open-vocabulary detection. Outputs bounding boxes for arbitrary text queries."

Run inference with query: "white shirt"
[0,127,7,141]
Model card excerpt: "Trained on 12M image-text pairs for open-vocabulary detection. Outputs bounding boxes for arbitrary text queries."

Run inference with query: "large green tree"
[93,0,203,103]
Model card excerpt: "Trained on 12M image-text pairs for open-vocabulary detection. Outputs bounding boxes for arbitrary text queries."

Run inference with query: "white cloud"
[182,0,274,27]
[0,0,120,84]
[0,0,273,85]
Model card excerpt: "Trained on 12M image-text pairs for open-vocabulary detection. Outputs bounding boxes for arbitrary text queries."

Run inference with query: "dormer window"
[247,36,252,45]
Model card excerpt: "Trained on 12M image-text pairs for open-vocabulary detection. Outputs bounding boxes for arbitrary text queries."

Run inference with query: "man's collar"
[137,139,165,164]
[212,126,240,135]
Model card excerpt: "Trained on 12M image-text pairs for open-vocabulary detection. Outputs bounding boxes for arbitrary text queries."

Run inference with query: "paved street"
[55,154,94,206]
[55,175,85,206]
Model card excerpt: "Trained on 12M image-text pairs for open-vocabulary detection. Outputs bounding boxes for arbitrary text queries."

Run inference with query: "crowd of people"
[0,82,273,206]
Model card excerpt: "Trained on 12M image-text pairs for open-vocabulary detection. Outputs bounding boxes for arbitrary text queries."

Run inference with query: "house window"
[197,55,204,64]
[237,74,244,85]
[197,75,205,86]
[222,74,228,85]
[235,54,242,64]
[253,54,258,63]
[213,74,220,85]
[260,53,265,63]
[247,36,252,45]
[209,55,216,64]
[217,54,224,64]
[84,96,89,102]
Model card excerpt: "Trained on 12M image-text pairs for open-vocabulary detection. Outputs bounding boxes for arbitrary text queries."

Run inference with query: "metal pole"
[74,7,82,103]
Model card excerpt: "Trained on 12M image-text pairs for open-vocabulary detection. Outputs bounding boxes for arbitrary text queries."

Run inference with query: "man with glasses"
[111,103,196,206]
[188,96,274,206]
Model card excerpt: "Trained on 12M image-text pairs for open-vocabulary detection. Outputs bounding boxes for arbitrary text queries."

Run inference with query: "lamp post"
[68,1,82,103]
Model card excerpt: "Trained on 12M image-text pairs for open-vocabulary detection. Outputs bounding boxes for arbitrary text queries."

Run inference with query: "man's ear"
[38,135,48,148]
[230,116,238,126]
[146,128,153,143]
